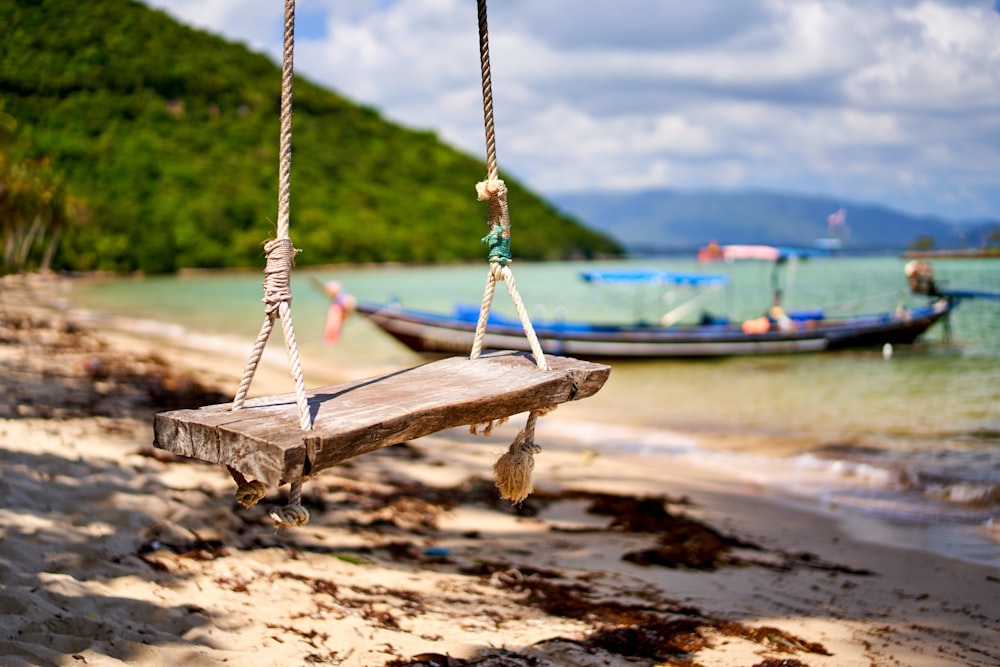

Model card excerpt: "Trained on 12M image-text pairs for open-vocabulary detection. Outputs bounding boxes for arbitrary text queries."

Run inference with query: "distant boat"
[814,237,843,251]
[356,251,962,359]
[698,243,832,263]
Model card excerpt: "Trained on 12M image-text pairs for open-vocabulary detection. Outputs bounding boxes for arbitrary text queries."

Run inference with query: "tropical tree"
[0,106,87,274]
[907,235,935,252]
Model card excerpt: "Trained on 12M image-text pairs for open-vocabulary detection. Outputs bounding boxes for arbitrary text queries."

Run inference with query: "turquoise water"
[69,256,1000,564]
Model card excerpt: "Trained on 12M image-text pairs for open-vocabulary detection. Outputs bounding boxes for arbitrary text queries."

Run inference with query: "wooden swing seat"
[153,350,610,487]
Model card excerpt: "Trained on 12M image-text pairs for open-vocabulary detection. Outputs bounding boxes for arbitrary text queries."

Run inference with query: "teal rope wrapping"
[477,178,512,265]
[482,223,511,265]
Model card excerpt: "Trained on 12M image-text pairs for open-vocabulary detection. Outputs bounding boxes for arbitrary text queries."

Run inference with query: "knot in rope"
[475,178,505,201]
[262,237,297,315]
[477,178,511,266]
[235,480,267,508]
[269,478,310,528]
[492,407,553,504]
[270,504,310,528]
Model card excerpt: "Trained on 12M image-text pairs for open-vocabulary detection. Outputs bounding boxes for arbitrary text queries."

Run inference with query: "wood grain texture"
[153,351,610,486]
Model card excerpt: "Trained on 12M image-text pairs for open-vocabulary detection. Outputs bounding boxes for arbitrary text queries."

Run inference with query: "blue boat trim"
[579,269,730,286]
[356,297,956,360]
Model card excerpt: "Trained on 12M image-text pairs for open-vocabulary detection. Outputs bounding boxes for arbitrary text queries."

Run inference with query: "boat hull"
[356,300,953,360]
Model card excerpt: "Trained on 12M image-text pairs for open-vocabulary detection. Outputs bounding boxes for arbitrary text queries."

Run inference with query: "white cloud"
[142,0,1000,220]
[846,3,1000,111]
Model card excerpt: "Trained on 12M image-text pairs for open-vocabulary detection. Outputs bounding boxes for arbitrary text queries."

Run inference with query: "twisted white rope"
[477,0,499,183]
[470,261,499,361]
[230,0,311,526]
[275,0,295,241]
[232,238,310,432]
[470,1,547,371]
[470,262,547,370]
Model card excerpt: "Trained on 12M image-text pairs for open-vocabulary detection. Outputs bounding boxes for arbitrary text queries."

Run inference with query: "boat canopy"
[721,245,832,262]
[579,269,730,286]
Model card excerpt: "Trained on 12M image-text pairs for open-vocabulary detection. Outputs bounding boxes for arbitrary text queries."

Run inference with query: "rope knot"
[270,504,310,529]
[270,478,310,528]
[491,407,553,504]
[476,178,505,201]
[262,237,298,315]
[235,480,267,508]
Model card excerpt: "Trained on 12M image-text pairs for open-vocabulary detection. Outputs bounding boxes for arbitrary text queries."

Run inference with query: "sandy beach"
[1,273,998,667]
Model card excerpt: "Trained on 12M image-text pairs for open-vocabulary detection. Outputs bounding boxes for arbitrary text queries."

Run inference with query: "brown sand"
[1,273,998,667]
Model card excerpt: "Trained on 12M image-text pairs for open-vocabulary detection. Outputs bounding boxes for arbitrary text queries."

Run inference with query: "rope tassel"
[492,407,552,503]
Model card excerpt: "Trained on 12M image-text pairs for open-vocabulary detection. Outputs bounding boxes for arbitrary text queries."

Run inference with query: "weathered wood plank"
[153,351,610,486]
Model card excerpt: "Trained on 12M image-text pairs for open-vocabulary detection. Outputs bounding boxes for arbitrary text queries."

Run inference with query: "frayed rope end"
[470,416,508,437]
[490,407,553,504]
[493,441,541,505]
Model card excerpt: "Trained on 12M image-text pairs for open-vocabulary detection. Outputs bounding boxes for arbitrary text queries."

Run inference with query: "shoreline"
[64,280,1000,569]
[535,417,1000,569]
[2,273,999,666]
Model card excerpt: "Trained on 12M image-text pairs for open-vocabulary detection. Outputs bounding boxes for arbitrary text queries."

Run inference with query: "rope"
[469,261,499,360]
[230,0,311,526]
[470,262,547,369]
[492,407,553,503]
[232,237,310,430]
[470,0,547,371]
[276,0,295,240]
[477,0,499,183]
[231,0,549,521]
[270,479,310,528]
[471,0,549,505]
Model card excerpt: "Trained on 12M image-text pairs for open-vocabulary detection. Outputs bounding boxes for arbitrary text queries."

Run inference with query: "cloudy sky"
[143,0,1000,222]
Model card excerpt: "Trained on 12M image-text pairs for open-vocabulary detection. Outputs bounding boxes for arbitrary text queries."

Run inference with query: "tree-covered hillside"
[0,0,622,274]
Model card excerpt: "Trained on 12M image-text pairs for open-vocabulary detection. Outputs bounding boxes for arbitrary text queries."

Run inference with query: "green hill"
[0,0,622,274]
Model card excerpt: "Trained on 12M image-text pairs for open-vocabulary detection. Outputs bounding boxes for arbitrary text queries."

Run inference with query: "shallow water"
[68,256,1000,565]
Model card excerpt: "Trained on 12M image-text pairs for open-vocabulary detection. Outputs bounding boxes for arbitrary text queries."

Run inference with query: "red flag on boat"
[324,301,346,344]
[320,281,355,344]
[827,208,847,228]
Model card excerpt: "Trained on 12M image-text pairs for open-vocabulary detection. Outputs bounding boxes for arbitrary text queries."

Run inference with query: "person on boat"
[322,280,356,344]
[767,290,796,332]
[905,260,941,296]
[697,240,724,263]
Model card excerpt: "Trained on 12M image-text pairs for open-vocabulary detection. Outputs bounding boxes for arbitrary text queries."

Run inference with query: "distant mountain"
[551,189,998,254]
